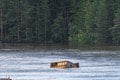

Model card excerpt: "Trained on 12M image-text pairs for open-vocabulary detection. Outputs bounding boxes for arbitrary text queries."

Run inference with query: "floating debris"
[0,77,12,80]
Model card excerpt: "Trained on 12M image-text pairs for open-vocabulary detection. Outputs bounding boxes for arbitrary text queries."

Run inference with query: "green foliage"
[51,15,64,43]
[110,7,120,45]
[69,0,117,46]
[69,0,85,45]
[0,0,119,46]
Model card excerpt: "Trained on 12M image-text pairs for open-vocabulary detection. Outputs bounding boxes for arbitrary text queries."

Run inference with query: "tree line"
[0,0,120,46]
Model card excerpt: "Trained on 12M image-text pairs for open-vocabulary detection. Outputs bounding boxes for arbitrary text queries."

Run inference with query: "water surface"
[0,50,120,80]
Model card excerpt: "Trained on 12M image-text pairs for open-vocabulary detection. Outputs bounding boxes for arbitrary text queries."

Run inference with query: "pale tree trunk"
[44,1,49,46]
[0,7,3,41]
[16,0,21,42]
[16,10,20,42]
[62,6,69,44]
[44,15,47,45]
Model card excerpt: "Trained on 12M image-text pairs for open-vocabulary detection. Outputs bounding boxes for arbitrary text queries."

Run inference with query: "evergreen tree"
[0,0,4,41]
[111,5,120,45]
[94,0,109,45]
[83,0,96,45]
[69,0,85,45]
[0,0,119,46]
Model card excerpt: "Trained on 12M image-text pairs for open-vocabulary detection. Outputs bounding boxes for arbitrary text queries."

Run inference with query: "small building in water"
[50,61,79,68]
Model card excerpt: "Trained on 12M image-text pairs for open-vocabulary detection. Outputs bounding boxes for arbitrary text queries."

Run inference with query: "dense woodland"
[0,0,120,46]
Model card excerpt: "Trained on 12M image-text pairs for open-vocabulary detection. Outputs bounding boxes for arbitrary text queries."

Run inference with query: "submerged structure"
[0,78,12,80]
[50,61,79,68]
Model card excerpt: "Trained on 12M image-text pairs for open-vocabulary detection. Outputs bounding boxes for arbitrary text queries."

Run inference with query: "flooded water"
[0,49,120,80]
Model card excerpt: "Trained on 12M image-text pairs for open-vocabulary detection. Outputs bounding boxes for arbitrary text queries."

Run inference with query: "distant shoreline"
[0,43,119,51]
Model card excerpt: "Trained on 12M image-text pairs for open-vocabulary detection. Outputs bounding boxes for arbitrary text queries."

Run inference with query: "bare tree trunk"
[16,0,21,42]
[25,22,28,41]
[62,6,69,44]
[65,7,69,44]
[44,7,48,46]
[0,7,3,41]
[16,10,20,42]
[44,15,47,46]
[17,26,20,41]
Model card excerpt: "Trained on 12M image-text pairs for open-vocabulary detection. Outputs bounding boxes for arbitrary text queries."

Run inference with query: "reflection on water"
[0,49,120,80]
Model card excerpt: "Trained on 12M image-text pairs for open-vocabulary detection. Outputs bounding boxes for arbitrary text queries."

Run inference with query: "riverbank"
[0,43,120,51]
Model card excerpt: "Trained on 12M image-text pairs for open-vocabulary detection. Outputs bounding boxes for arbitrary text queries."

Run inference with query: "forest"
[0,0,120,46]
